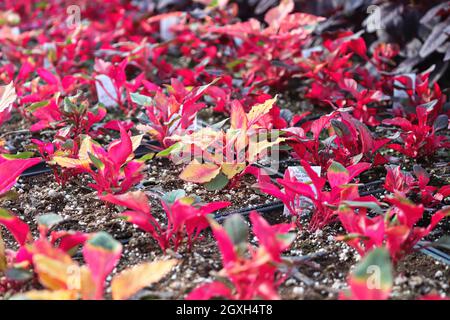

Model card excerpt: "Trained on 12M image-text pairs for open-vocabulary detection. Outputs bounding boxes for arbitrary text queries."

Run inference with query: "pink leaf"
[83,232,122,300]
[107,125,133,169]
[0,157,41,195]
[0,209,31,246]
[186,281,232,300]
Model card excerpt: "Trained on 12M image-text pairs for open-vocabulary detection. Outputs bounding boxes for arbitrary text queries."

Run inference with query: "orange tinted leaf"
[52,156,89,169]
[13,290,78,300]
[179,161,220,183]
[221,163,246,179]
[32,254,79,291]
[79,266,96,300]
[111,259,177,300]
[247,96,277,127]
[230,101,247,130]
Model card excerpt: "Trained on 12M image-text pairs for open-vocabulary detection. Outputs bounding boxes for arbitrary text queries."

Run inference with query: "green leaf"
[88,231,121,252]
[226,59,245,69]
[205,172,229,191]
[137,153,155,162]
[6,268,33,281]
[224,214,248,248]
[161,190,186,206]
[36,214,63,229]
[156,142,181,157]
[351,247,393,293]
[63,97,77,113]
[131,93,152,106]
[26,100,49,112]
[61,139,74,150]
[341,201,383,214]
[2,152,35,160]
[88,152,104,170]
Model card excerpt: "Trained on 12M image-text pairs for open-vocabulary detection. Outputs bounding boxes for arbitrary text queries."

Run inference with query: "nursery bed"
[1,166,448,300]
[1,0,450,303]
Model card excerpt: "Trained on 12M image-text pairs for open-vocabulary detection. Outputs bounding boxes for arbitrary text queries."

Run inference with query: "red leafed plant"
[51,125,147,194]
[288,112,389,168]
[300,32,389,126]
[252,159,376,230]
[161,97,285,190]
[188,0,324,89]
[391,71,447,124]
[28,91,106,137]
[134,79,216,151]
[0,210,88,286]
[187,212,294,300]
[101,190,230,252]
[382,105,449,158]
[26,92,109,185]
[384,165,448,207]
[338,196,450,264]
[0,208,176,300]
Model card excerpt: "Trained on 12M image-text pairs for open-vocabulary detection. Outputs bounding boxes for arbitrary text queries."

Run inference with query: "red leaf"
[83,232,122,300]
[107,125,133,169]
[0,209,31,246]
[0,157,41,195]
[186,281,232,300]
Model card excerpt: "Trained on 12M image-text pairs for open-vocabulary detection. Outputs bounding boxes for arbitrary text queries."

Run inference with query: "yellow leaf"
[131,135,144,152]
[247,96,277,127]
[248,137,285,162]
[51,156,89,169]
[78,135,94,162]
[79,266,97,300]
[171,127,220,150]
[111,259,177,300]
[14,290,78,300]
[33,254,79,291]
[179,160,220,183]
[221,163,246,179]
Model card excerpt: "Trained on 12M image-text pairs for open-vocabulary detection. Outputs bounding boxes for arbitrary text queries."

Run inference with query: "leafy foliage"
[338,196,450,263]
[161,96,285,189]
[51,126,147,194]
[101,190,230,252]
[252,159,376,230]
[187,212,294,300]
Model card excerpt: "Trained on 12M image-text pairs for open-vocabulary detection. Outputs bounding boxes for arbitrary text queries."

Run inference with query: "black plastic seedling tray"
[20,143,157,178]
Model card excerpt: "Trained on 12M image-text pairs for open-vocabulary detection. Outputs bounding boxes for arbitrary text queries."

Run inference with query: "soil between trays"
[144,158,276,212]
[0,165,448,299]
